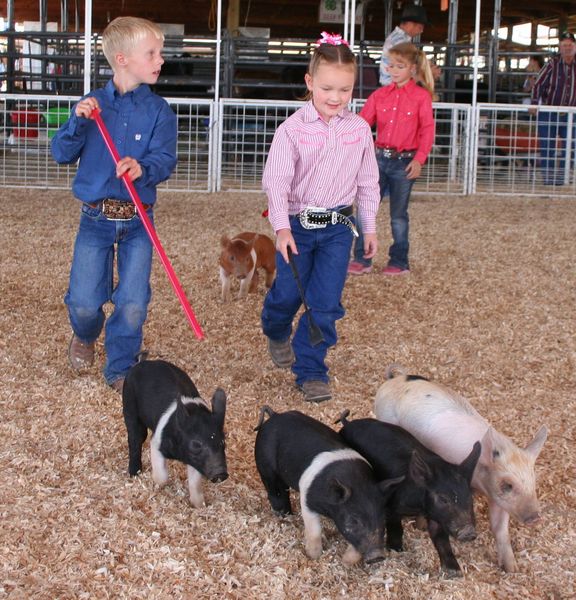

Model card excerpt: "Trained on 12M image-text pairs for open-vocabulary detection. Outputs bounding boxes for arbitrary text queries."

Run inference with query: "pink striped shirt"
[262,101,381,233]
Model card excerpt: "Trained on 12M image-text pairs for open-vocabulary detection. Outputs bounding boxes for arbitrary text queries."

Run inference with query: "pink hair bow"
[317,31,349,46]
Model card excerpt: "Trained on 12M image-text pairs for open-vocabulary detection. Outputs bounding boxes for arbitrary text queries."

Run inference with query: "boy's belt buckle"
[102,199,137,221]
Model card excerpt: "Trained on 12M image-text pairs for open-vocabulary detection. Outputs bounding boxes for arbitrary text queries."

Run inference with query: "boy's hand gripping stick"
[91,108,204,340]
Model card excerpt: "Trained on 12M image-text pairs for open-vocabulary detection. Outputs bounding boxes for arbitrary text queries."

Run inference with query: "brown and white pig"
[374,365,548,572]
[219,232,276,302]
[254,406,403,565]
[122,358,228,508]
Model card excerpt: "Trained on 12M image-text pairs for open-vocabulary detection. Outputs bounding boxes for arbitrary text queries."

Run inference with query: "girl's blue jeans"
[352,153,414,270]
[65,203,153,385]
[262,214,354,386]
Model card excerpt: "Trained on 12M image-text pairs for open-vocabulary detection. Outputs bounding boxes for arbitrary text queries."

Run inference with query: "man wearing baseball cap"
[531,31,576,185]
[379,3,430,86]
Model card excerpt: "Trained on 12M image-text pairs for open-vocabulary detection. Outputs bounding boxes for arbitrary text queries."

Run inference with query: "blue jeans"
[65,203,154,384]
[380,153,415,270]
[262,215,354,386]
[352,179,389,267]
[537,111,575,185]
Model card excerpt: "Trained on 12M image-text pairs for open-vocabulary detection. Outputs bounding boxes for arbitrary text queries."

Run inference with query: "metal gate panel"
[473,103,576,196]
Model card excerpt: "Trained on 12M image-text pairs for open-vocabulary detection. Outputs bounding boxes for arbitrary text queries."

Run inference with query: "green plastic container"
[45,106,70,139]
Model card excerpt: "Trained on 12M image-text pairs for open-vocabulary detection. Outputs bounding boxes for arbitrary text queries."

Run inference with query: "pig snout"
[523,512,541,527]
[210,471,229,483]
[455,524,477,542]
[363,548,386,564]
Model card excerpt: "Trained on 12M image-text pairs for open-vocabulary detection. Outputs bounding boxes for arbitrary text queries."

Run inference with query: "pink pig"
[374,365,547,573]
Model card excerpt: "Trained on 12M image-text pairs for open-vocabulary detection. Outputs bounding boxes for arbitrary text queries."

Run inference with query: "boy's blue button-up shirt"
[51,79,177,204]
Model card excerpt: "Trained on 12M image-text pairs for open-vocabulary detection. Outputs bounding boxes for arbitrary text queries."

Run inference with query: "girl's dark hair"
[303,41,357,100]
[531,55,545,69]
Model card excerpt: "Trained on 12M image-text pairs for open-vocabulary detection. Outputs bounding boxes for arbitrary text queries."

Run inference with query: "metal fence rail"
[0,93,574,197]
[473,103,575,196]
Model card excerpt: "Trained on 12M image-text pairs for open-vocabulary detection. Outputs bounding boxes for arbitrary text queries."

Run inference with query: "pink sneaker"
[382,265,410,276]
[347,261,373,275]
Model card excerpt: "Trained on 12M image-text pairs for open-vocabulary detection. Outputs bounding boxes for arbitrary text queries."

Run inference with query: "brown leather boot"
[300,380,332,403]
[267,338,294,369]
[68,334,95,371]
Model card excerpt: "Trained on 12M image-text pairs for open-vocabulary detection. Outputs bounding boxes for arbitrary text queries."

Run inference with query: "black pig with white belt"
[254,406,403,565]
[122,359,228,507]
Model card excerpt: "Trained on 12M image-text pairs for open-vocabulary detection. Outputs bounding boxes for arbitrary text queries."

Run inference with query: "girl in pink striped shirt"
[261,33,380,403]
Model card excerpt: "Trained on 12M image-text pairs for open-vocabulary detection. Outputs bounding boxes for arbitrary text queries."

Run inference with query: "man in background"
[379,4,430,86]
[531,31,576,185]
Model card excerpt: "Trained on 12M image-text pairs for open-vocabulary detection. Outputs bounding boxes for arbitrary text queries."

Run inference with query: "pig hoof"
[189,494,206,508]
[305,541,322,560]
[443,568,463,579]
[342,545,362,566]
[501,561,518,573]
[152,473,169,487]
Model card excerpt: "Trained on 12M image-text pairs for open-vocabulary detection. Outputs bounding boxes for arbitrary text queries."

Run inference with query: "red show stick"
[91,107,204,340]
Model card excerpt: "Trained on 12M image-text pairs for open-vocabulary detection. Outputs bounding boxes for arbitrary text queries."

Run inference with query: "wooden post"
[227,0,240,35]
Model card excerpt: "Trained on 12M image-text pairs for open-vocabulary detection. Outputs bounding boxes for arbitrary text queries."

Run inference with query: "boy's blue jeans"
[262,215,353,386]
[65,203,153,385]
[352,153,414,270]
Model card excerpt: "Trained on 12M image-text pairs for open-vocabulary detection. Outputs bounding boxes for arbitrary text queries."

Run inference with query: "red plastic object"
[10,110,40,138]
[91,108,205,340]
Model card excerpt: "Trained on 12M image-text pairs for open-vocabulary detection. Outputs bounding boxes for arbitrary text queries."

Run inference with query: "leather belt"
[376,147,417,159]
[86,199,152,221]
[298,205,358,237]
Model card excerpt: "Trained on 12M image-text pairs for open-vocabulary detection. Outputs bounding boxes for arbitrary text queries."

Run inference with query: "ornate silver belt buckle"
[299,206,329,230]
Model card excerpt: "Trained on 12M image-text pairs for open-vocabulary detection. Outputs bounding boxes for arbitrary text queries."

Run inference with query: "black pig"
[122,358,228,507]
[337,410,481,576]
[254,406,403,565]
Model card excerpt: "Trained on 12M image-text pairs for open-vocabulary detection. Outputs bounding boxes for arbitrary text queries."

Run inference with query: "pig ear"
[525,425,547,459]
[409,450,433,486]
[379,475,404,497]
[460,441,481,482]
[327,478,352,505]
[220,235,230,248]
[174,398,189,429]
[480,427,497,464]
[211,388,227,426]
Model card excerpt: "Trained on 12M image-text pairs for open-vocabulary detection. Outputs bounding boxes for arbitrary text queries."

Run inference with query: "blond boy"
[51,17,177,392]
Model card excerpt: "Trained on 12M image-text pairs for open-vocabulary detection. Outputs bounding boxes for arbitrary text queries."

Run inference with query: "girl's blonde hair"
[102,17,164,68]
[388,42,435,98]
[303,40,357,100]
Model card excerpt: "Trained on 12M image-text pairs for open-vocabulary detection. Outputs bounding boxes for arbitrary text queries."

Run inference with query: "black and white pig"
[122,358,228,508]
[254,406,403,565]
[337,410,481,577]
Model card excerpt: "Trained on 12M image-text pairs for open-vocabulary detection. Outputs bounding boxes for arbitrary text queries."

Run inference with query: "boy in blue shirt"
[52,17,177,393]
